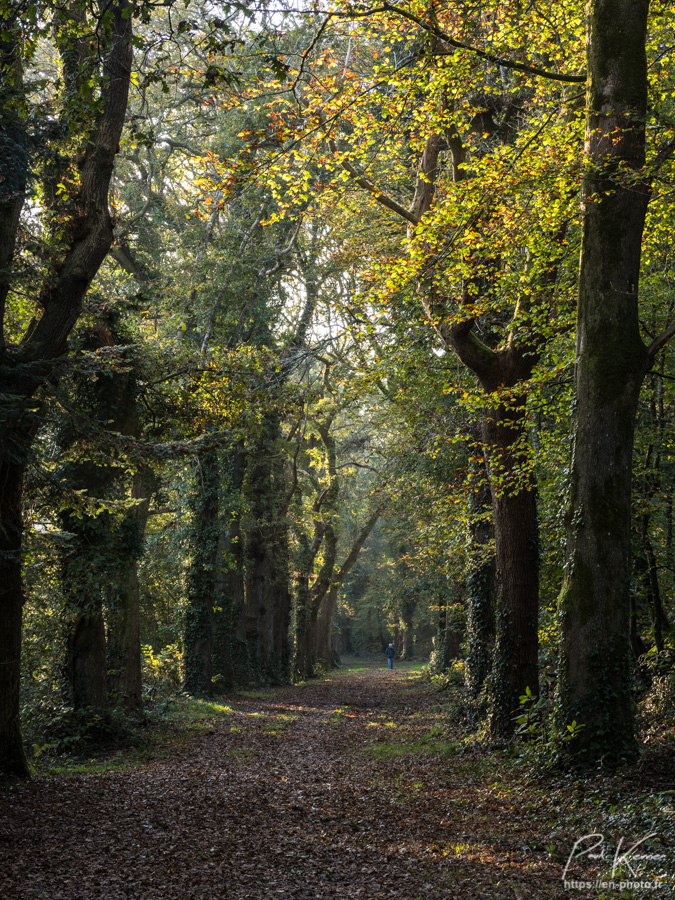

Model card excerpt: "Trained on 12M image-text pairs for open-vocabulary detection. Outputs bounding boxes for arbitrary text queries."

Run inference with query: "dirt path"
[0,667,620,899]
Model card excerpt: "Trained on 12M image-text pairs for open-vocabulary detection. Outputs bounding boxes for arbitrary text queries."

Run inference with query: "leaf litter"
[1,665,672,899]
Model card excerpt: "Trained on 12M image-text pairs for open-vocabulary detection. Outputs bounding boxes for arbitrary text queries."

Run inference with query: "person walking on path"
[385,643,396,670]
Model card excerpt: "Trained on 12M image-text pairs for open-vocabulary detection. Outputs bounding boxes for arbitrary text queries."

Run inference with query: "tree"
[556,0,675,763]
[0,0,133,777]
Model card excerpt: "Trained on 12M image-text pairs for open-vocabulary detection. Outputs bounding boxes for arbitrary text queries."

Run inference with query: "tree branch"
[326,129,420,225]
[334,507,383,585]
[334,4,586,83]
[647,319,675,360]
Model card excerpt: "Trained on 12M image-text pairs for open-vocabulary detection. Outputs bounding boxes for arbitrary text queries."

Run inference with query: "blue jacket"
[385,645,395,658]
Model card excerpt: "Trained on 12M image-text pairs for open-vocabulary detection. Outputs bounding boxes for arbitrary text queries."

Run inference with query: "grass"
[163,697,233,726]
[363,725,463,761]
[32,695,234,778]
[26,658,431,777]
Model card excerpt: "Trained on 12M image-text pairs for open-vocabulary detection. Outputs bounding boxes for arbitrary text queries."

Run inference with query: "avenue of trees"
[2,0,675,777]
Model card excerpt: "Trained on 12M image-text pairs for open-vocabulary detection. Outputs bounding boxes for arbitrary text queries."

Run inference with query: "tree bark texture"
[65,613,108,710]
[446,342,540,738]
[293,517,315,679]
[60,460,117,712]
[556,0,650,763]
[486,427,539,738]
[399,596,416,660]
[243,414,290,683]
[0,459,29,776]
[314,586,338,669]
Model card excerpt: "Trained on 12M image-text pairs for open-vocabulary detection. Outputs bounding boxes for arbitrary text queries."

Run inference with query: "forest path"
[2,664,587,899]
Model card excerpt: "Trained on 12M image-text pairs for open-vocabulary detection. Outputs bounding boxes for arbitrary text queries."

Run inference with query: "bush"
[142,643,182,705]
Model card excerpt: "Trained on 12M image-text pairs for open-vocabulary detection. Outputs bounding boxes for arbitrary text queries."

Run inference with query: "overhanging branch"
[647,319,675,360]
[326,4,586,84]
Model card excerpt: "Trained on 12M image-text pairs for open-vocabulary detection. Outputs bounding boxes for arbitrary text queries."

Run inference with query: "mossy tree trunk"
[64,611,108,711]
[183,449,220,696]
[0,31,27,778]
[446,330,541,738]
[314,585,338,669]
[0,458,30,777]
[465,476,496,696]
[293,541,313,679]
[399,595,416,660]
[482,396,539,738]
[243,413,291,683]
[270,451,292,682]
[60,458,118,712]
[211,448,247,689]
[291,416,337,678]
[556,0,652,763]
[107,465,155,714]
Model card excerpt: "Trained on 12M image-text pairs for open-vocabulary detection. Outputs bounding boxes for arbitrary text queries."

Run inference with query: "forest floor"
[1,662,674,900]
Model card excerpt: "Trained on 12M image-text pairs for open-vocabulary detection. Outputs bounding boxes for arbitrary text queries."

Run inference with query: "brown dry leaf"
[0,668,668,899]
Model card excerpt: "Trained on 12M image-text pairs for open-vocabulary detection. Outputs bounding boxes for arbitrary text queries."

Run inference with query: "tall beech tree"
[0,1,132,777]
[556,0,675,762]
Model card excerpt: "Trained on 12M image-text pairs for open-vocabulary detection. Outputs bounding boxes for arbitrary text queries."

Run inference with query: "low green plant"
[513,686,584,768]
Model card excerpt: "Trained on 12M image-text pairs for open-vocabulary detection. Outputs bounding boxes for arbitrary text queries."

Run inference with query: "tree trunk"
[0,3,132,777]
[629,591,646,660]
[401,619,414,660]
[0,31,26,352]
[65,613,108,710]
[398,594,416,660]
[60,461,115,713]
[314,586,337,670]
[0,460,29,777]
[271,451,292,683]
[640,518,666,653]
[556,0,650,763]
[465,477,496,696]
[293,538,313,679]
[444,611,462,666]
[107,466,154,714]
[183,449,220,696]
[212,449,247,689]
[478,389,539,739]
[243,414,288,683]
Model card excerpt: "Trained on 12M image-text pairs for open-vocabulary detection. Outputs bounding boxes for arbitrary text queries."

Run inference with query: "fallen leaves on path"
[1,667,672,899]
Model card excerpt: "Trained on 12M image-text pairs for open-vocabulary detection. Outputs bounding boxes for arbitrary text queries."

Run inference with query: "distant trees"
[268,0,580,739]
